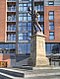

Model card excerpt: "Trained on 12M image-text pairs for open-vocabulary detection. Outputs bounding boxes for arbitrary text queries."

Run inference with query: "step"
[20,65,60,70]
[1,67,60,78]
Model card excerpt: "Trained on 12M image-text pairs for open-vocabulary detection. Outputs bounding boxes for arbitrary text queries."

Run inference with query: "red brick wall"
[0,0,6,42]
[0,54,3,60]
[44,6,60,43]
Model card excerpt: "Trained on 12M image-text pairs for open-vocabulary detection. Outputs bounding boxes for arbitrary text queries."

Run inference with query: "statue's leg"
[38,25,42,31]
[34,24,37,33]
[36,22,42,31]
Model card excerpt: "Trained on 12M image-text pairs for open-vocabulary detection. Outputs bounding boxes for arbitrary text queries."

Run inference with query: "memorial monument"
[28,7,49,67]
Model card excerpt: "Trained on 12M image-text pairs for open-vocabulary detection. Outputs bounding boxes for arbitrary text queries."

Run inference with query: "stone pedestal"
[28,32,49,67]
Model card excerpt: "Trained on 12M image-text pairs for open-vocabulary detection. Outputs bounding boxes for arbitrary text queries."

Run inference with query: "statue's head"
[34,10,37,13]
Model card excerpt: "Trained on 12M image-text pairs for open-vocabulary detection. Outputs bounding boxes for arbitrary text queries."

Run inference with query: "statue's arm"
[37,13,39,17]
[28,11,32,15]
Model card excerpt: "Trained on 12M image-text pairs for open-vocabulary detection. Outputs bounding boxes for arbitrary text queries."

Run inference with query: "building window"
[49,11,54,20]
[7,14,16,22]
[38,15,44,22]
[18,43,31,54]
[7,34,16,41]
[18,22,31,32]
[7,24,16,31]
[40,5,44,11]
[7,4,16,12]
[35,5,44,11]
[41,24,44,32]
[46,43,60,54]
[40,15,44,22]
[49,22,54,30]
[28,22,31,31]
[19,3,31,12]
[0,44,16,53]
[28,14,31,21]
[19,3,28,12]
[18,32,31,41]
[38,15,40,21]
[18,24,27,32]
[18,33,28,41]
[18,13,31,21]
[19,13,27,21]
[19,0,31,3]
[48,1,54,6]
[49,32,54,40]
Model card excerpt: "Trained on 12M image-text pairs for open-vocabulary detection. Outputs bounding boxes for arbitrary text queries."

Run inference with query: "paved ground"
[0,67,60,79]
[23,76,60,79]
[0,74,60,79]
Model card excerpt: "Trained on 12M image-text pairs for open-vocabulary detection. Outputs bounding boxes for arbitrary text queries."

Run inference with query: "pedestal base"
[28,56,49,67]
[28,32,49,67]
[35,56,49,67]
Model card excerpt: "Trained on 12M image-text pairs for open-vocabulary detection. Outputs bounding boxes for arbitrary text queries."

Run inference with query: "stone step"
[19,65,60,70]
[20,76,60,79]
[1,67,60,78]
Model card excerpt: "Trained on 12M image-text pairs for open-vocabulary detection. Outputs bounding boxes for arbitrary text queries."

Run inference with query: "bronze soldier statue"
[28,7,42,33]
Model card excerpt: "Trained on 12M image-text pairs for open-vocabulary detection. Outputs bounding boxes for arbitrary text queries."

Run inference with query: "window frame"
[49,22,54,30]
[48,1,54,6]
[49,11,54,20]
[49,32,54,40]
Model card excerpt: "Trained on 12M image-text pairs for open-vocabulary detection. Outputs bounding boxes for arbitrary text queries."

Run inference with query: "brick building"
[0,0,60,56]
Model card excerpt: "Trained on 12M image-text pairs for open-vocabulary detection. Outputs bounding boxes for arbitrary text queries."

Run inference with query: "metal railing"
[34,0,44,2]
[7,16,16,22]
[7,7,16,12]
[7,0,16,2]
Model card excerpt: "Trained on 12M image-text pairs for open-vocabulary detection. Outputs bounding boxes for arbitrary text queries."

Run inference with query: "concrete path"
[0,67,60,79]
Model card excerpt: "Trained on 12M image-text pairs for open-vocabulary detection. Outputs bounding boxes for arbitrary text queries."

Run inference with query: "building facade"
[0,0,60,55]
